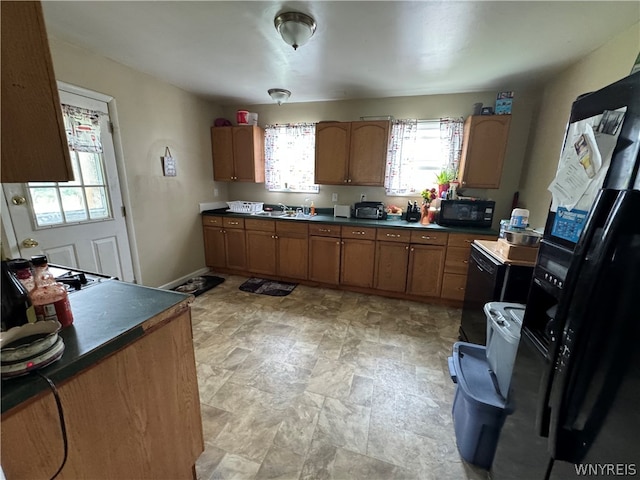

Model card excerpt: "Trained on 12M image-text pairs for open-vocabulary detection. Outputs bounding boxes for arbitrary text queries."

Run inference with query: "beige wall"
[223,90,541,230]
[518,22,640,229]
[48,37,227,287]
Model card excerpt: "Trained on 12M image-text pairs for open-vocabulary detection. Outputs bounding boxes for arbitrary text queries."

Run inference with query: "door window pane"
[86,187,110,219]
[30,187,63,226]
[60,187,88,222]
[27,104,113,228]
[78,152,104,185]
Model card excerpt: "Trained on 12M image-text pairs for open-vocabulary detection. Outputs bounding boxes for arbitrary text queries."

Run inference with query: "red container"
[236,110,249,125]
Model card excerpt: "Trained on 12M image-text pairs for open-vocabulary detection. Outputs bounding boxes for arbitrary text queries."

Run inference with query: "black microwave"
[437,199,495,228]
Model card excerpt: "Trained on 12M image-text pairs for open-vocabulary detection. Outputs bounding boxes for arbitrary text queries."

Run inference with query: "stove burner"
[55,272,90,291]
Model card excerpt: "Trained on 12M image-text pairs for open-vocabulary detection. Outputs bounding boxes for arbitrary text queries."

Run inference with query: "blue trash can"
[448,341,507,469]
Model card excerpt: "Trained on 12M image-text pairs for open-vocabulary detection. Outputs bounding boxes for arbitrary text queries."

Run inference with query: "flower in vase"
[421,188,437,205]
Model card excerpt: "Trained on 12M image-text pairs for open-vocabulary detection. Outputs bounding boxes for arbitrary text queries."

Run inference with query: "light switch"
[332,193,338,202]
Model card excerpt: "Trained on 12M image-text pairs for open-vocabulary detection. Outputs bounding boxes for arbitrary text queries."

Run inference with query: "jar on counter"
[7,258,35,292]
[29,255,74,327]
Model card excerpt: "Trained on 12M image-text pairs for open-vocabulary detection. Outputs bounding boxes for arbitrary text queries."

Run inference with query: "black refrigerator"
[491,71,640,479]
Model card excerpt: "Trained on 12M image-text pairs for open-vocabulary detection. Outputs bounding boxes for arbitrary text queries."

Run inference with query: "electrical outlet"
[214,188,219,197]
[361,193,366,202]
[332,193,338,202]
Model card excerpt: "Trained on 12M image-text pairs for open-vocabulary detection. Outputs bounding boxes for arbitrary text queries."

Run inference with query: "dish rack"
[226,201,264,214]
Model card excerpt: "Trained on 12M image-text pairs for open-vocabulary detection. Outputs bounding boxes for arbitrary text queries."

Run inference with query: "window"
[384,117,463,195]
[28,104,112,227]
[264,123,319,193]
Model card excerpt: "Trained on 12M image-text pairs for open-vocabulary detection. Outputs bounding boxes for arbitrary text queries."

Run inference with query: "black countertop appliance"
[491,71,640,478]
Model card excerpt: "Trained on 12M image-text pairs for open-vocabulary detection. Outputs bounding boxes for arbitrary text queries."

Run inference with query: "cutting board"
[496,238,539,262]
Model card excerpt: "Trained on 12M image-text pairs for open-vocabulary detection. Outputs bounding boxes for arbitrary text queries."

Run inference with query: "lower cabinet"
[276,221,309,280]
[202,215,496,303]
[245,219,309,279]
[374,241,410,292]
[340,227,376,288]
[441,232,496,300]
[202,216,246,270]
[309,224,342,285]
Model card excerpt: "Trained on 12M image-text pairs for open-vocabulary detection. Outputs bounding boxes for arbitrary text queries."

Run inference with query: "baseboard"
[160,267,213,290]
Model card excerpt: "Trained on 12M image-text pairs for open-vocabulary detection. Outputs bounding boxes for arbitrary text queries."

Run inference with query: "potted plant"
[435,168,457,197]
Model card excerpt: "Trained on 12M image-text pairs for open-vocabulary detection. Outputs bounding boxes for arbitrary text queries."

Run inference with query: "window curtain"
[61,104,103,153]
[264,123,319,192]
[384,119,418,195]
[439,117,464,174]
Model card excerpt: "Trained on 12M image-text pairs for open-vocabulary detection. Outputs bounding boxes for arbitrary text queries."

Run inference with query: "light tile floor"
[192,274,488,480]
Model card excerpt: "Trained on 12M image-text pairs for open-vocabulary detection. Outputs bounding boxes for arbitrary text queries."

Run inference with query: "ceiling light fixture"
[274,12,316,50]
[268,88,291,105]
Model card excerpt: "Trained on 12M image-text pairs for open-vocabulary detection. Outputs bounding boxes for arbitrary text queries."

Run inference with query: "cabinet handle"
[319,228,331,233]
[341,241,344,245]
[386,233,400,238]
[352,231,365,235]
[463,260,469,264]
[465,239,472,243]
[336,241,340,245]
[348,179,352,183]
[458,287,465,291]
[343,179,348,183]
[410,247,414,251]
[406,246,409,250]
[228,221,239,225]
[421,235,436,240]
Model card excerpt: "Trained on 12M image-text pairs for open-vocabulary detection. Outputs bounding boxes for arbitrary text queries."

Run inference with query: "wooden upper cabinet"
[348,121,390,185]
[315,122,350,184]
[315,121,389,186]
[211,125,264,182]
[1,1,73,183]
[458,115,511,189]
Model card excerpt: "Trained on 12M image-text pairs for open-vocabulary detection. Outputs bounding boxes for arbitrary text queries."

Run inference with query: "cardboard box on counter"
[496,238,538,262]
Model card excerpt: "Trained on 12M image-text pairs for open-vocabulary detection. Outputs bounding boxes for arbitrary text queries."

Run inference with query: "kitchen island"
[1,280,203,479]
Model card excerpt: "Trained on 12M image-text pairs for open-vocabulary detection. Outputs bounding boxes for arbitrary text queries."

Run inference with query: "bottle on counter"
[8,258,35,292]
[29,255,74,327]
[310,201,315,216]
[1,260,37,331]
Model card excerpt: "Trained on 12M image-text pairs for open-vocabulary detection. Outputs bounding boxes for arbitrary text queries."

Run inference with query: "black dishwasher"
[460,243,533,345]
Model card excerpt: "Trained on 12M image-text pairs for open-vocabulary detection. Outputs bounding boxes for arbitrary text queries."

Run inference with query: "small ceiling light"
[274,12,316,50]
[268,88,291,105]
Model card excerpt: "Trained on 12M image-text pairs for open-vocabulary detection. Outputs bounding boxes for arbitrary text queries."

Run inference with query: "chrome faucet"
[278,203,288,213]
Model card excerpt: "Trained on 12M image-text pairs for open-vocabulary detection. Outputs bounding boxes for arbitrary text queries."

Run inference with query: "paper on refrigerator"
[548,108,626,212]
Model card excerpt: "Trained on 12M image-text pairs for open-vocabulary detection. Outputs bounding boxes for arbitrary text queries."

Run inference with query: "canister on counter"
[510,208,529,229]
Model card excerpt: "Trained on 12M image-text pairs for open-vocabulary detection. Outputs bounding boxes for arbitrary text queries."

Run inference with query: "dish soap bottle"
[310,201,315,216]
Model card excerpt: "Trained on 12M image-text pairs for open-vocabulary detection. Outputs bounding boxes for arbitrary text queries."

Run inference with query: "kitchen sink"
[252,211,288,217]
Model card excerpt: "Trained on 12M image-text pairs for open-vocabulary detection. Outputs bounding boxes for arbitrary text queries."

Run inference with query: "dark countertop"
[1,281,190,414]
[202,207,499,236]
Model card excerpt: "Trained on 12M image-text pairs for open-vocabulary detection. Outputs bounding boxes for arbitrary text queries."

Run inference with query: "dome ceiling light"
[268,88,291,105]
[274,12,317,50]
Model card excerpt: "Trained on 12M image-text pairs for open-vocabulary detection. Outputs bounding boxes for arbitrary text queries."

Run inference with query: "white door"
[2,89,134,282]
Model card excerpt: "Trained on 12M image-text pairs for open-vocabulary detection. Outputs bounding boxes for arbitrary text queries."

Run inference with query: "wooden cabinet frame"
[211,125,265,182]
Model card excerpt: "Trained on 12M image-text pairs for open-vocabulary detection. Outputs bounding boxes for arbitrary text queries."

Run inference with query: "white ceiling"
[42,1,639,106]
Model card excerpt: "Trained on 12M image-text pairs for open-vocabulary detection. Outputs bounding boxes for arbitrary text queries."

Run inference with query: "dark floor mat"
[174,275,225,296]
[239,277,297,297]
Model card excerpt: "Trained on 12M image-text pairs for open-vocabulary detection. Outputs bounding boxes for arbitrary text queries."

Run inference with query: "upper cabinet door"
[1,1,73,183]
[348,121,390,186]
[211,125,264,182]
[232,126,264,182]
[315,122,351,184]
[458,115,511,189]
[211,127,234,181]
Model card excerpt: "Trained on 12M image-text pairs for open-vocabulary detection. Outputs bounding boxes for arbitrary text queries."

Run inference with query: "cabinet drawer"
[341,226,376,240]
[445,246,471,275]
[309,224,341,237]
[448,233,496,248]
[410,231,448,246]
[223,218,244,229]
[244,218,275,232]
[276,221,308,236]
[376,228,411,243]
[441,273,467,301]
[202,216,223,227]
